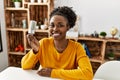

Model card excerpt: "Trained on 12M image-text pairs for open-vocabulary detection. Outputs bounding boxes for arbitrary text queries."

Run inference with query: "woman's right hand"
[27,34,40,54]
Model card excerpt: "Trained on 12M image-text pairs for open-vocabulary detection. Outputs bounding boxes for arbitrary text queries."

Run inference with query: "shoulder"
[69,39,83,48]
[69,40,86,56]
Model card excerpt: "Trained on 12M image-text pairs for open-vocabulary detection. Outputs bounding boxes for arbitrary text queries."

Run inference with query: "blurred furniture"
[0,66,58,80]
[93,61,120,80]
[4,0,54,69]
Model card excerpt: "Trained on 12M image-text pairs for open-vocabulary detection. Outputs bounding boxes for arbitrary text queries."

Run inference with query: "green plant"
[100,31,107,37]
[12,0,22,2]
[107,52,114,57]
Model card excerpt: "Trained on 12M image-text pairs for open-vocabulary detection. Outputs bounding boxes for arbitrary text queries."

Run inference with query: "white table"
[0,67,58,80]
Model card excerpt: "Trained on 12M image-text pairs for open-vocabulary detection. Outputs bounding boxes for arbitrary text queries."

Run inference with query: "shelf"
[35,29,49,33]
[78,37,106,42]
[90,56,102,63]
[9,52,26,55]
[106,39,120,43]
[4,0,53,68]
[25,48,31,51]
[28,2,49,6]
[6,28,28,31]
[6,28,49,32]
[5,7,28,11]
[90,58,102,63]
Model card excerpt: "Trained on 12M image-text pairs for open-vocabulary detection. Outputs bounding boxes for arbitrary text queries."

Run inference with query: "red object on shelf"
[15,44,24,52]
[15,47,19,52]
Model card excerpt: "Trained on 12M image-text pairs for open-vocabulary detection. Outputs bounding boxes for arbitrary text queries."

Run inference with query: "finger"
[37,68,51,77]
[28,35,35,41]
[37,70,45,76]
[40,68,46,72]
[27,34,34,39]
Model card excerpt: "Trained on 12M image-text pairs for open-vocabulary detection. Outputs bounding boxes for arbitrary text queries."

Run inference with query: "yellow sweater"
[21,37,93,80]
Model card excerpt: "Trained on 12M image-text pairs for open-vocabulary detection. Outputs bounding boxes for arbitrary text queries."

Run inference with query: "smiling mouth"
[53,33,60,37]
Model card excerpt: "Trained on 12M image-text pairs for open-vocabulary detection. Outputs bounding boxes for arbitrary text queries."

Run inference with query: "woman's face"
[49,15,69,40]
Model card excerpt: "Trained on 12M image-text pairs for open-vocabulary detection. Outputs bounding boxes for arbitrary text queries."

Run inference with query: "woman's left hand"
[37,68,52,77]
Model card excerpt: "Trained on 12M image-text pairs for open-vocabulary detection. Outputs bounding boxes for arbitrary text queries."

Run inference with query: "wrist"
[33,49,38,54]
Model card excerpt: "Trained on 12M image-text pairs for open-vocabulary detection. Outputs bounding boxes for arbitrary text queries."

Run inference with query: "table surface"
[0,67,58,80]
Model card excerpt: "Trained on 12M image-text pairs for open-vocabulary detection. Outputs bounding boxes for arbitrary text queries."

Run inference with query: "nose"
[53,26,59,31]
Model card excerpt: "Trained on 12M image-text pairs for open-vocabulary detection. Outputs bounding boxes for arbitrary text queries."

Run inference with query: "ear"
[67,25,70,30]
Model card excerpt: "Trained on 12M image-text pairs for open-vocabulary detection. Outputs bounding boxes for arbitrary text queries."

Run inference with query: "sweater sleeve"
[21,39,44,70]
[21,50,39,69]
[51,43,93,80]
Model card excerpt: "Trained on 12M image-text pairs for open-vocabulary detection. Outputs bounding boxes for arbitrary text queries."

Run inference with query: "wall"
[0,0,8,71]
[55,0,120,37]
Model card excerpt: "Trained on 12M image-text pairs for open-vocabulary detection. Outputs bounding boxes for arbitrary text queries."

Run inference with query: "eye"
[49,24,54,28]
[57,23,65,28]
[49,23,66,28]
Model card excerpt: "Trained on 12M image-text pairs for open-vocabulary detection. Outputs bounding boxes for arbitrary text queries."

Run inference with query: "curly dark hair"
[49,6,77,28]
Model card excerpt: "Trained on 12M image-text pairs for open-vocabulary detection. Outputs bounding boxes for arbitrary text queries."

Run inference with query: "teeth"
[53,33,60,37]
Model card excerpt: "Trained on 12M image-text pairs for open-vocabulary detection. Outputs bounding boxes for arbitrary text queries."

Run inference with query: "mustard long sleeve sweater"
[21,37,93,80]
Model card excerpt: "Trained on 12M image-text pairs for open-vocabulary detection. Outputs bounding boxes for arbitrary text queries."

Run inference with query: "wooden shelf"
[90,58,102,63]
[5,7,28,11]
[106,39,120,43]
[6,28,28,31]
[77,36,120,73]
[35,29,49,32]
[4,0,54,67]
[78,37,106,41]
[9,52,26,55]
[28,2,49,5]
[6,28,49,32]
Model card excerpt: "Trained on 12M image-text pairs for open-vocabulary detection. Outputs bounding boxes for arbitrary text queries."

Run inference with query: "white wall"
[0,0,8,71]
[55,0,120,37]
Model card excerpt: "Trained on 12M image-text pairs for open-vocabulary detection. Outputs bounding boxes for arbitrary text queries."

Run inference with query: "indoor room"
[0,0,120,80]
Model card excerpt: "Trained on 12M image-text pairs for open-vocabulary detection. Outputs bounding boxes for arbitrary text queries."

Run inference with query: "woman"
[21,6,93,80]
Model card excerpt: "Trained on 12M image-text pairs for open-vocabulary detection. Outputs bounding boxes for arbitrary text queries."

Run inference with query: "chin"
[51,36,60,40]
[53,37,59,40]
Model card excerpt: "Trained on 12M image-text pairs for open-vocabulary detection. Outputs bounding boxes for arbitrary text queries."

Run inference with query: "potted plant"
[107,52,115,60]
[12,0,22,8]
[99,31,107,38]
